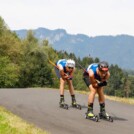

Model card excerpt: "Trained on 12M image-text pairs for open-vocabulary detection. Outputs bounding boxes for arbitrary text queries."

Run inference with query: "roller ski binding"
[99,111,113,122]
[72,101,82,110]
[59,101,68,110]
[85,111,99,122]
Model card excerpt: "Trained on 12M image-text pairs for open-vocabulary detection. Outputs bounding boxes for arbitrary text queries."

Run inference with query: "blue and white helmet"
[66,59,75,68]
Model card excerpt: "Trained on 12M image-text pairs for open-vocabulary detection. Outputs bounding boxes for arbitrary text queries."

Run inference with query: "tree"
[0,56,19,87]
[105,64,127,97]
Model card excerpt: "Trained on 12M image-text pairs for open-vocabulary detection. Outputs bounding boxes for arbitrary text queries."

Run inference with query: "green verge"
[105,95,134,105]
[75,90,134,105]
[0,107,50,134]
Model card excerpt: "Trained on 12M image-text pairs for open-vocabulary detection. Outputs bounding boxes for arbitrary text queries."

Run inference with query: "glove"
[98,81,107,87]
[67,76,73,80]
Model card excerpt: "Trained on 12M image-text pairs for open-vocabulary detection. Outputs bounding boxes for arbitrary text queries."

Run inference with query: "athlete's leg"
[59,78,65,95]
[67,79,77,105]
[87,85,97,113]
[55,67,66,105]
[59,78,66,104]
[97,87,105,103]
[55,67,65,95]
[67,79,75,95]
[97,87,106,112]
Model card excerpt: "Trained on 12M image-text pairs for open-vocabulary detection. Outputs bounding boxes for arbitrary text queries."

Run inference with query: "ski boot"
[85,111,99,122]
[59,101,68,110]
[72,101,81,110]
[99,111,113,122]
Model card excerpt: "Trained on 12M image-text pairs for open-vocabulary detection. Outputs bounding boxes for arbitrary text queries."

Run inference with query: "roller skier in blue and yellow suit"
[55,59,79,108]
[83,61,110,118]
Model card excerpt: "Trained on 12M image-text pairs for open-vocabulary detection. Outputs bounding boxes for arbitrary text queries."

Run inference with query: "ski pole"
[76,61,87,73]
[76,61,101,83]
[48,60,59,70]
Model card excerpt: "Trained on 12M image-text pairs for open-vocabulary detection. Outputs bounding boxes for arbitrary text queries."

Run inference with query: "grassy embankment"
[76,90,134,105]
[0,107,50,134]
[105,95,134,105]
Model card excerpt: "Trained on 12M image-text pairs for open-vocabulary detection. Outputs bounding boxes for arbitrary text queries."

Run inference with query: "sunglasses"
[100,70,108,74]
[68,67,74,69]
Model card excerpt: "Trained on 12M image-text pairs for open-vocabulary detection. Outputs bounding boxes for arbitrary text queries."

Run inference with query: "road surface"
[0,88,134,134]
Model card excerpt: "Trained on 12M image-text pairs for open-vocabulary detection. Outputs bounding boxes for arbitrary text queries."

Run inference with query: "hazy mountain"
[15,27,134,69]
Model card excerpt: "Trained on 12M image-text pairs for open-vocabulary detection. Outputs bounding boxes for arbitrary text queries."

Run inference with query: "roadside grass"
[75,90,134,105]
[0,107,50,134]
[105,95,134,105]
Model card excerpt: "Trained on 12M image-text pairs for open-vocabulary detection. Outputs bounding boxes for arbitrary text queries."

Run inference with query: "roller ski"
[59,96,68,110]
[85,111,99,122]
[72,101,82,110]
[59,101,69,110]
[99,111,113,122]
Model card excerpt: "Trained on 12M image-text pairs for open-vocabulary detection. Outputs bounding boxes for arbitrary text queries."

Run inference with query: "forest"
[0,16,134,98]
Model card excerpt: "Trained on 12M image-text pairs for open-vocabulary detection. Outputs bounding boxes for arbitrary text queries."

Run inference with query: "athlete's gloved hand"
[67,76,73,80]
[98,81,107,87]
[63,75,73,80]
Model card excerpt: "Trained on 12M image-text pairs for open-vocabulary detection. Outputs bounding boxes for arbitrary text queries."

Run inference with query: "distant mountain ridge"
[15,27,134,69]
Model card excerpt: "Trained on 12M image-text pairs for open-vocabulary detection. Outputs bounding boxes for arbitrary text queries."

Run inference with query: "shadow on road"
[80,105,88,109]
[67,105,88,109]
[112,116,128,121]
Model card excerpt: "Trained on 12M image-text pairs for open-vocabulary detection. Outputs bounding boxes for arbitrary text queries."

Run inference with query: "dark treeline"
[0,16,134,98]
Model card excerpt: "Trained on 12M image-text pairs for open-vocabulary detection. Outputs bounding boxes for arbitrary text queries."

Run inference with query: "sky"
[0,0,134,36]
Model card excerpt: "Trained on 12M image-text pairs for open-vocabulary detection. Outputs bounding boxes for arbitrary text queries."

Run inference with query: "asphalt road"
[0,88,134,134]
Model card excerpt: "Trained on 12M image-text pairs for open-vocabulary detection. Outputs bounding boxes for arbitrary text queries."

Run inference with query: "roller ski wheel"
[72,103,82,110]
[59,103,69,110]
[99,112,113,122]
[85,113,99,122]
